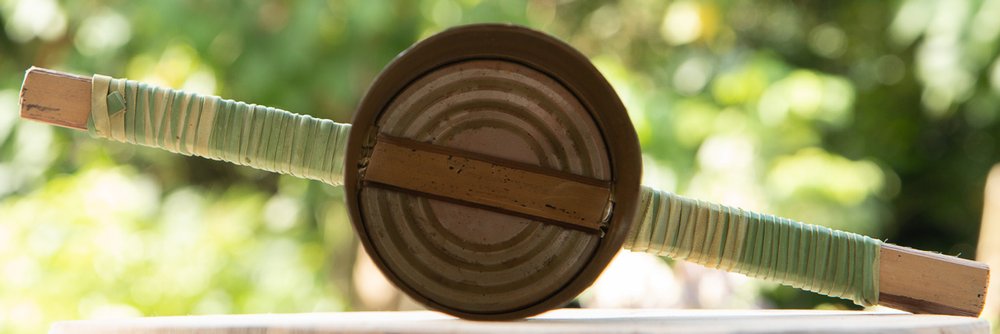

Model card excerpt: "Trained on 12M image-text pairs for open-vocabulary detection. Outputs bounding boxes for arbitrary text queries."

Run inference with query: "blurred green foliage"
[0,0,997,333]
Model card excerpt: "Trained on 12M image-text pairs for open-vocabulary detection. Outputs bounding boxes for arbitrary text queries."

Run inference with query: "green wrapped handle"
[626,187,880,306]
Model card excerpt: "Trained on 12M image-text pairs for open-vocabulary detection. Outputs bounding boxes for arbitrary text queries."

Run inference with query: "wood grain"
[48,309,989,334]
[364,135,612,232]
[879,243,989,317]
[19,67,92,130]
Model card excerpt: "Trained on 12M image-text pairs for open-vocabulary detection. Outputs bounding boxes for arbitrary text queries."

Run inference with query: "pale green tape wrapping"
[88,75,351,186]
[88,75,882,306]
[625,186,881,306]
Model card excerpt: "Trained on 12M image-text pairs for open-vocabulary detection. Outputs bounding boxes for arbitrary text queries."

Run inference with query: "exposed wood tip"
[879,243,989,317]
[19,66,92,131]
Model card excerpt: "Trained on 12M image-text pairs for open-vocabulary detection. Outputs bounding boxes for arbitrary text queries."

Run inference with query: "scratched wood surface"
[49,309,989,334]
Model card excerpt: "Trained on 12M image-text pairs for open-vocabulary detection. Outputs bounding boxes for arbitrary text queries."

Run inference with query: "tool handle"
[20,67,350,186]
[625,188,987,316]
[19,67,990,317]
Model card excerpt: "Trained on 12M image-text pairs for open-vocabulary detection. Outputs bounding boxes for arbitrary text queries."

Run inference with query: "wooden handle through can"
[18,67,990,317]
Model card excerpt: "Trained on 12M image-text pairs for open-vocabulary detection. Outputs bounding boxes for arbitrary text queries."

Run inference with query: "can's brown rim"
[344,23,643,321]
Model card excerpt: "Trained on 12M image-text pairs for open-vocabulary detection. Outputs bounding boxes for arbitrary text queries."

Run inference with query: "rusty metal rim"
[344,24,642,320]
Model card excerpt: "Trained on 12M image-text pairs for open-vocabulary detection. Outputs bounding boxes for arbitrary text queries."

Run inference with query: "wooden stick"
[365,135,611,232]
[880,243,987,316]
[19,67,91,130]
[17,67,990,317]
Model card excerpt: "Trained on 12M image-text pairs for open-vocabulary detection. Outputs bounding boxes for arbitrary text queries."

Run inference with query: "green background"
[0,0,995,333]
